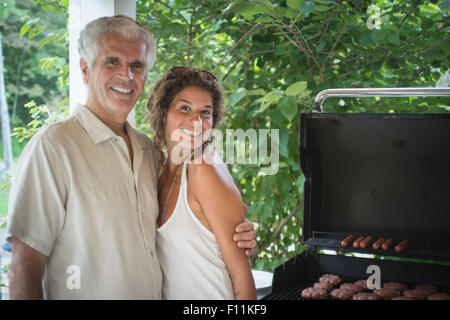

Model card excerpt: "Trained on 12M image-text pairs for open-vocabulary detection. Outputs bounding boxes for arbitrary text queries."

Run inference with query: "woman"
[147,67,256,300]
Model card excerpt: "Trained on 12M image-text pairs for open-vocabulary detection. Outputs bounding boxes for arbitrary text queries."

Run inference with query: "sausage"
[341,234,354,247]
[381,238,393,250]
[353,236,365,248]
[372,237,385,250]
[359,236,373,249]
[395,240,410,253]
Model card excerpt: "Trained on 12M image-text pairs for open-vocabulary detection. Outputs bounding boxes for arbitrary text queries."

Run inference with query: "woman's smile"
[165,86,214,155]
[179,128,202,137]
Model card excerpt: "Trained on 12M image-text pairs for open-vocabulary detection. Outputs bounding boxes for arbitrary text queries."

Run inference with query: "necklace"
[159,164,182,226]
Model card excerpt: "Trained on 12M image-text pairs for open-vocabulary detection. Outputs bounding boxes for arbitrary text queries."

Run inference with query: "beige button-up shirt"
[6,104,162,299]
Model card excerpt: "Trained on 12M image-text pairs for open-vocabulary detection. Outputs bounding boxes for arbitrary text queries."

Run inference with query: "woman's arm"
[189,162,256,300]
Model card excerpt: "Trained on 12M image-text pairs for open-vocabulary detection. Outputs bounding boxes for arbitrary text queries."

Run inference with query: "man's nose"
[118,64,134,81]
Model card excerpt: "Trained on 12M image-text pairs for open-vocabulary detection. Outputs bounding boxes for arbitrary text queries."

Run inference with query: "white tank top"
[156,162,234,300]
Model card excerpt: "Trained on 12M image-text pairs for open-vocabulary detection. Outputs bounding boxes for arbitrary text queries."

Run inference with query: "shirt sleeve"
[6,130,68,257]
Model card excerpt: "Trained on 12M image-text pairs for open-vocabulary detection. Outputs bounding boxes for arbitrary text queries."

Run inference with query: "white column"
[68,0,137,126]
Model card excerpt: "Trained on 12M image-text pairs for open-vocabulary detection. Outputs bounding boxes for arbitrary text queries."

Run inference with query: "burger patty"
[354,279,369,289]
[314,281,334,292]
[383,282,408,292]
[340,283,364,294]
[403,289,428,300]
[427,293,450,300]
[373,288,401,300]
[330,288,353,300]
[392,296,415,300]
[353,292,381,300]
[301,287,328,300]
[319,274,342,286]
[415,284,438,295]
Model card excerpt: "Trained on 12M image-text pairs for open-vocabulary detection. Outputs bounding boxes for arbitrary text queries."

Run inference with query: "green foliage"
[0,185,10,217]
[0,137,27,162]
[0,0,68,129]
[11,100,68,143]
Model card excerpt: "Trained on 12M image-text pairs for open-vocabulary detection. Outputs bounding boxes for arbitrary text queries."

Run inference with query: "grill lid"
[299,113,450,261]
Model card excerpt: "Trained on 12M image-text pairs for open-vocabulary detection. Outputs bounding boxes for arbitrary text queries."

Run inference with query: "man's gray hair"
[78,15,156,70]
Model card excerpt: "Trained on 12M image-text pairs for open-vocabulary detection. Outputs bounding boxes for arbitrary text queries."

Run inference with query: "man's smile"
[111,86,134,94]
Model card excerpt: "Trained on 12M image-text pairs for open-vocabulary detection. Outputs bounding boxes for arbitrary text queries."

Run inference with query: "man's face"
[81,32,148,119]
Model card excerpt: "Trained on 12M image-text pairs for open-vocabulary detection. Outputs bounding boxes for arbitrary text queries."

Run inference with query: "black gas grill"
[263,87,450,300]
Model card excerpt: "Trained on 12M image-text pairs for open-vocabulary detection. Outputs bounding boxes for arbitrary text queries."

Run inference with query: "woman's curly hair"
[147,67,225,170]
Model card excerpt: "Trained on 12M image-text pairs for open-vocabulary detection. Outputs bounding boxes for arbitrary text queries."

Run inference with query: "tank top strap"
[180,161,188,189]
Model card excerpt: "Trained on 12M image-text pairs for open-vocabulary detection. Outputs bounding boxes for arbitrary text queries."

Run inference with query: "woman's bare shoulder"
[187,151,239,197]
[187,152,244,223]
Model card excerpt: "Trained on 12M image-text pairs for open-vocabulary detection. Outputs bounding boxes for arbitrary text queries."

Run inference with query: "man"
[6,15,256,299]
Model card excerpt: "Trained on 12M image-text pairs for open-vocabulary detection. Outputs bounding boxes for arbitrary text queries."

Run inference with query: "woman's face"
[165,86,214,158]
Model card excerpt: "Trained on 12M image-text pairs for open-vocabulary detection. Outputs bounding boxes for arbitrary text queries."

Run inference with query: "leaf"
[419,3,441,18]
[316,41,326,52]
[387,31,400,46]
[278,171,292,194]
[285,81,307,96]
[258,91,283,113]
[223,2,268,18]
[438,0,450,15]
[300,1,315,17]
[275,6,296,19]
[287,0,304,10]
[19,23,31,37]
[268,108,286,126]
[39,33,56,49]
[228,91,246,108]
[261,204,272,223]
[371,29,387,43]
[296,174,306,193]
[315,5,330,12]
[279,96,298,122]
[289,159,300,171]
[359,31,372,46]
[279,127,289,158]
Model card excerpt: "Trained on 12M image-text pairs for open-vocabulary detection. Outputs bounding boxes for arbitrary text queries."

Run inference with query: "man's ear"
[80,58,89,84]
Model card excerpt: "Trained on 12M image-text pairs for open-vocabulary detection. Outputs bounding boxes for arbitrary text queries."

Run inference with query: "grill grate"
[263,275,360,300]
[262,286,304,300]
[262,274,450,300]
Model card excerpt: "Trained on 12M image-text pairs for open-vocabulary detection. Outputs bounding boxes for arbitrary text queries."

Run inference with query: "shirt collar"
[75,104,147,149]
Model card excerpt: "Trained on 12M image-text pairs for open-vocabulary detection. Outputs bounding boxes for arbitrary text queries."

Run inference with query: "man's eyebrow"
[104,56,119,62]
[131,60,145,67]
[103,57,146,67]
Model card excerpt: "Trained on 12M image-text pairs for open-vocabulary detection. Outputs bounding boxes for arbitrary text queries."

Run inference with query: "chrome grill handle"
[313,87,450,112]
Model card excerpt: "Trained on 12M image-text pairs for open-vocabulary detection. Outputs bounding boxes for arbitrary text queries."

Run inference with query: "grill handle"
[313,87,450,112]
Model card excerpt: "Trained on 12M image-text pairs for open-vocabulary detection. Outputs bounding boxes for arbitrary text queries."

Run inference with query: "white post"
[68,0,137,126]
